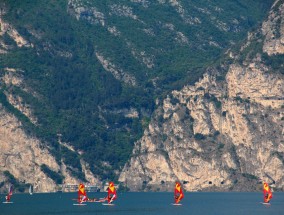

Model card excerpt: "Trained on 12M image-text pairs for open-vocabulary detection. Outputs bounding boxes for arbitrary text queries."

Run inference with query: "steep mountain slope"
[119,1,284,191]
[0,0,274,191]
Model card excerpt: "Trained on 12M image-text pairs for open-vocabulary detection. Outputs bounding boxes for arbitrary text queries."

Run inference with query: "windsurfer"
[78,183,88,204]
[5,185,12,202]
[106,182,117,204]
[174,181,184,204]
[263,182,273,203]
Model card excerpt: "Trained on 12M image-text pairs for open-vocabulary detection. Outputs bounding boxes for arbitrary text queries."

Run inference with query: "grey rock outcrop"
[119,2,284,191]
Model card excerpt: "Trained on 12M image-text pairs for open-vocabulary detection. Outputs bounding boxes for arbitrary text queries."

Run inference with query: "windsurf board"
[102,203,115,206]
[172,203,182,206]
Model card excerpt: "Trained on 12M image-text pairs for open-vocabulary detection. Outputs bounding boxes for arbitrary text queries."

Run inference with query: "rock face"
[95,52,137,86]
[262,1,284,55]
[0,9,32,50]
[119,67,284,191]
[0,107,57,192]
[119,2,284,191]
[0,102,101,192]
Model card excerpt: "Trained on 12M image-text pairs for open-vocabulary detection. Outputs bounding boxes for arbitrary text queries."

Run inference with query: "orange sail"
[174,182,184,204]
[107,182,117,203]
[263,182,273,203]
[78,183,87,203]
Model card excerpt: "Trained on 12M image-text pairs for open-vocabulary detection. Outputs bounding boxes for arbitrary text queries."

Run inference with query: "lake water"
[1,192,283,215]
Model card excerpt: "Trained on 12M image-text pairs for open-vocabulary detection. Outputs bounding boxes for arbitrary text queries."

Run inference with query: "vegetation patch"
[40,164,65,184]
[3,171,29,192]
[241,173,258,180]
[194,133,206,140]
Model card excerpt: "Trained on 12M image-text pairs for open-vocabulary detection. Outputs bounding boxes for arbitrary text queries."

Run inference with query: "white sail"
[29,185,33,195]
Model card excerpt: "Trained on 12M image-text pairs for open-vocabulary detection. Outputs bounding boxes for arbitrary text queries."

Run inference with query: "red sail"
[174,182,184,204]
[5,185,13,202]
[263,182,273,203]
[107,182,117,203]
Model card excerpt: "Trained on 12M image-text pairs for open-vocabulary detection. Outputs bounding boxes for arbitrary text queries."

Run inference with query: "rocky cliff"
[0,101,101,192]
[0,6,100,193]
[119,2,284,191]
[0,102,101,192]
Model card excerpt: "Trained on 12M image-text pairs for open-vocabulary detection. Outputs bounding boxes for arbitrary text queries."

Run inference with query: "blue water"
[1,192,283,215]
